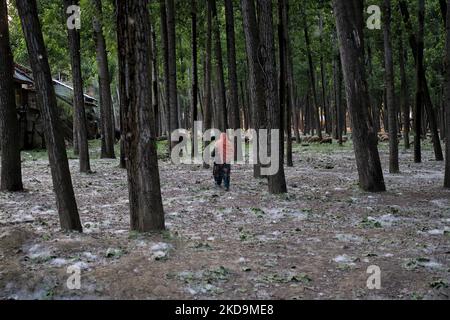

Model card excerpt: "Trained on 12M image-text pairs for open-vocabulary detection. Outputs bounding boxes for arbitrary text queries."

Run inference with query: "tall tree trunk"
[241,0,266,178]
[293,106,301,143]
[73,120,79,155]
[16,0,82,231]
[367,42,381,135]
[160,0,170,139]
[278,0,293,166]
[441,0,447,25]
[305,87,312,135]
[224,0,240,131]
[191,0,198,157]
[383,0,399,173]
[382,88,388,132]
[399,0,444,161]
[93,0,115,159]
[0,0,23,191]
[210,0,227,132]
[414,0,425,163]
[319,13,330,135]
[165,0,179,148]
[333,0,386,192]
[333,32,343,146]
[116,0,126,169]
[399,27,410,150]
[202,0,213,169]
[278,0,286,162]
[240,80,249,129]
[303,14,322,139]
[64,0,91,173]
[258,0,287,194]
[440,86,446,140]
[203,4,212,131]
[151,23,160,137]
[285,22,295,163]
[117,0,165,231]
[444,0,450,188]
[177,37,184,129]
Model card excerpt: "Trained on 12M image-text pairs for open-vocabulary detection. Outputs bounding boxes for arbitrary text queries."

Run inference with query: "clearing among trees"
[0,142,449,300]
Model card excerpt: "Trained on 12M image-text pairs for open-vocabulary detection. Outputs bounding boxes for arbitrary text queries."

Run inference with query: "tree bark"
[0,0,23,191]
[414,0,425,163]
[240,80,249,130]
[305,87,311,135]
[278,0,287,164]
[440,0,447,25]
[73,119,79,155]
[319,13,330,135]
[333,32,343,146]
[151,23,160,137]
[93,0,115,159]
[444,0,450,188]
[117,0,165,231]
[160,0,170,140]
[383,0,399,173]
[201,0,213,169]
[165,0,179,148]
[399,0,443,161]
[258,0,287,194]
[211,0,227,132]
[303,14,322,139]
[333,0,386,192]
[64,0,91,173]
[279,0,293,166]
[203,0,212,132]
[224,0,240,131]
[16,0,82,230]
[116,0,127,169]
[367,42,381,135]
[398,27,410,150]
[191,0,198,157]
[241,0,266,178]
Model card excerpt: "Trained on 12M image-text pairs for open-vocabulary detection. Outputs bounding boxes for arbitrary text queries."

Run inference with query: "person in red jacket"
[212,133,234,191]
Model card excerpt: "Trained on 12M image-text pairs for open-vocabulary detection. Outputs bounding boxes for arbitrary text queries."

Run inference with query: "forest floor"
[0,139,449,300]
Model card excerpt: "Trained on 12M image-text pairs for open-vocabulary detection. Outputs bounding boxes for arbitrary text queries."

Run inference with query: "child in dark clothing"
[213,163,231,191]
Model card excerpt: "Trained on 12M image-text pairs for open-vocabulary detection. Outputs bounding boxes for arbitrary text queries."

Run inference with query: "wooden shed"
[13,64,99,150]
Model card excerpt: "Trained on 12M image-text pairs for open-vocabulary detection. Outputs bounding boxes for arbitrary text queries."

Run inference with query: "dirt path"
[0,142,449,300]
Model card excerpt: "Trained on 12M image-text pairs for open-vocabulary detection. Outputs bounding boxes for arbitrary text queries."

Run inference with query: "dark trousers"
[213,163,231,189]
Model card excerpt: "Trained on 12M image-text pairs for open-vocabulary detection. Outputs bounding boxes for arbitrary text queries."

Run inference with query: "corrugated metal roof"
[13,69,33,84]
[53,79,97,103]
[13,64,98,107]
